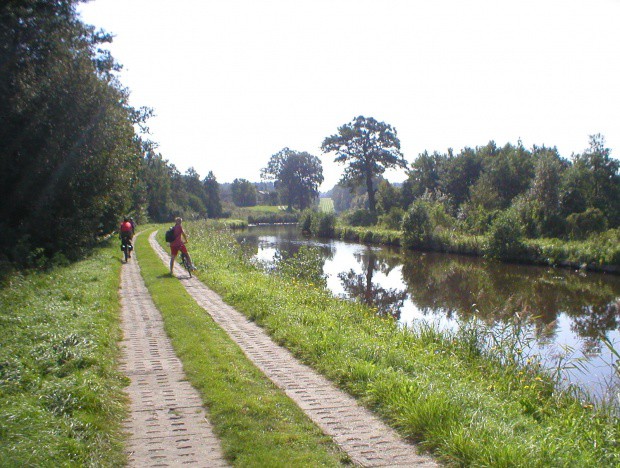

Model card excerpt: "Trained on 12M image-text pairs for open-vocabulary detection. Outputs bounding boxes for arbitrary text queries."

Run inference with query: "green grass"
[247,205,288,213]
[177,220,620,467]
[136,227,349,466]
[335,225,402,246]
[217,218,248,229]
[230,205,300,225]
[530,232,620,270]
[324,221,619,271]
[0,239,128,466]
[319,198,335,213]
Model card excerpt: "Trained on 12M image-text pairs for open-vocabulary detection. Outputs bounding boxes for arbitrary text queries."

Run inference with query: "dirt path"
[151,232,437,468]
[119,237,229,467]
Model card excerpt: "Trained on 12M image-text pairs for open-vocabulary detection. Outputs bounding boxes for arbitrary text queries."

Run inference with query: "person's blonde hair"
[175,217,182,223]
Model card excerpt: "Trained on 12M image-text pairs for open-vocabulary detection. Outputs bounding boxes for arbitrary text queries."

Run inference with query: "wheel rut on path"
[119,237,229,467]
[151,232,437,468]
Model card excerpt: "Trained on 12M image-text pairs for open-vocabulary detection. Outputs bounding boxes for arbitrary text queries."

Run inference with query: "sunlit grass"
[177,219,620,467]
[244,205,288,213]
[0,240,128,466]
[229,205,300,225]
[319,198,335,213]
[330,223,619,270]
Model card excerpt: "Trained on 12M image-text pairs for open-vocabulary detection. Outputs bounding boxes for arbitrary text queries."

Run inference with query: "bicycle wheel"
[123,242,129,262]
[181,253,192,277]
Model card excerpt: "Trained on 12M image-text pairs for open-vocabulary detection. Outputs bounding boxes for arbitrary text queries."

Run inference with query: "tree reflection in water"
[338,251,407,320]
[400,251,620,347]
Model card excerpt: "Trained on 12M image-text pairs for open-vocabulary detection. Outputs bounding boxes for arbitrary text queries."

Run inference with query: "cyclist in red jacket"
[120,217,134,258]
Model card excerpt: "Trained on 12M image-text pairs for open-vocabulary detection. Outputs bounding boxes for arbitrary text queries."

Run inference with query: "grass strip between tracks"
[135,227,349,466]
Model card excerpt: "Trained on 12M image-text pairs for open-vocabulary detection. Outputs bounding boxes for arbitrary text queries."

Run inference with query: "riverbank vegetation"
[319,135,619,271]
[176,220,620,467]
[230,205,299,225]
[0,240,127,466]
[302,209,620,272]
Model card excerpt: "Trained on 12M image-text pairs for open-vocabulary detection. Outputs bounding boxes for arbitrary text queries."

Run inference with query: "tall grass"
[0,240,128,466]
[180,220,620,467]
[335,225,402,246]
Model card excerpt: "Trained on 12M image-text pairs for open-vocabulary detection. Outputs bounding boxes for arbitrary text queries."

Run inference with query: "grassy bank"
[0,240,127,466]
[230,205,300,225]
[135,228,348,466]
[177,220,620,467]
[314,221,620,273]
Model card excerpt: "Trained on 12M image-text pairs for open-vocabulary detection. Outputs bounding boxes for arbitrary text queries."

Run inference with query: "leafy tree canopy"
[0,0,143,259]
[231,178,257,207]
[321,116,406,213]
[261,147,324,210]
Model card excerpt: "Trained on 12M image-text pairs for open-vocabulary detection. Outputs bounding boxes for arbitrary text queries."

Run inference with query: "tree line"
[2,1,618,267]
[335,135,620,242]
[0,0,224,264]
[319,130,619,266]
[401,135,620,239]
[0,1,326,265]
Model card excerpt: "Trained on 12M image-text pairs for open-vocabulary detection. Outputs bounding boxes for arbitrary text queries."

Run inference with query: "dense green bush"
[458,204,499,234]
[512,196,566,239]
[299,210,314,232]
[345,209,378,227]
[311,212,336,237]
[378,207,405,230]
[402,200,433,248]
[300,210,336,237]
[566,208,608,240]
[486,209,526,260]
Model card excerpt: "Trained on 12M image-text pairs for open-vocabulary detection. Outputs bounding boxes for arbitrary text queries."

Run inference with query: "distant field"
[244,205,288,213]
[230,205,299,224]
[319,198,335,213]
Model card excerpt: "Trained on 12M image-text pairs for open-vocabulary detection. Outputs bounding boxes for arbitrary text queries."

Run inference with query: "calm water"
[236,225,620,400]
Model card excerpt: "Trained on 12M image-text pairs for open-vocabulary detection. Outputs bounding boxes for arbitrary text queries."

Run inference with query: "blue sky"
[79,0,620,190]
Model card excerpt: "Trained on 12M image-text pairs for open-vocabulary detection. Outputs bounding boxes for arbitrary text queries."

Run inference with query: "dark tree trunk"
[366,174,376,213]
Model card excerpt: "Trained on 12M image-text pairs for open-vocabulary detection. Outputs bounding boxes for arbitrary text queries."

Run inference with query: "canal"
[236,224,620,401]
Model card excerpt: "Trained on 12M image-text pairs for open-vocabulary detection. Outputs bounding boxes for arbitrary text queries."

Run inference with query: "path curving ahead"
[118,237,229,467]
[151,232,437,468]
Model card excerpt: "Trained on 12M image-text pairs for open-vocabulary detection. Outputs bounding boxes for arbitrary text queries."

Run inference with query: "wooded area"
[0,0,222,264]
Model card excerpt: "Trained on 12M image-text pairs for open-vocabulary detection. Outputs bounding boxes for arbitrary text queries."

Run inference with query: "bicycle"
[121,237,133,263]
[180,251,194,277]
